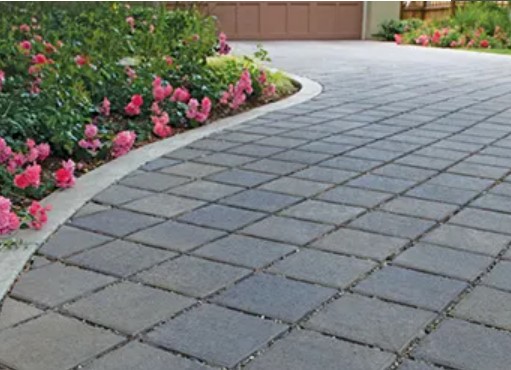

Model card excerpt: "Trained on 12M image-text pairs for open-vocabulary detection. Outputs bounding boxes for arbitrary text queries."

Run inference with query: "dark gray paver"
[67,240,175,277]
[453,286,511,330]
[406,183,478,205]
[312,228,408,261]
[271,149,331,164]
[349,211,435,239]
[220,189,301,212]
[161,162,226,178]
[135,255,249,297]
[245,329,395,370]
[481,260,511,292]
[122,194,205,218]
[189,138,240,151]
[169,180,243,201]
[141,157,181,171]
[450,208,511,235]
[227,143,285,157]
[354,266,467,311]
[292,166,358,184]
[420,224,510,256]
[305,294,435,352]
[347,174,417,194]
[165,147,211,160]
[413,318,511,370]
[427,173,493,191]
[178,204,266,231]
[64,282,195,334]
[73,202,111,219]
[0,298,42,331]
[38,225,112,258]
[319,156,382,172]
[207,168,277,187]
[242,158,307,175]
[0,313,123,370]
[194,235,296,268]
[93,185,154,205]
[146,304,287,368]
[71,208,162,237]
[281,200,364,224]
[268,249,375,288]
[120,172,189,191]
[127,221,225,251]
[397,359,443,370]
[448,162,508,179]
[381,197,458,221]
[241,216,334,245]
[259,177,332,197]
[396,155,453,171]
[11,263,115,307]
[394,243,493,281]
[373,164,437,181]
[213,273,335,322]
[317,186,393,208]
[194,152,255,167]
[83,342,214,370]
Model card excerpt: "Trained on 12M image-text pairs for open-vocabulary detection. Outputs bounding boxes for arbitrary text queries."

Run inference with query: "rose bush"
[0,2,297,237]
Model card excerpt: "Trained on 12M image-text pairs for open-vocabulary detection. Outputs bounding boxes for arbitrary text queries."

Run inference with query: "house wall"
[364,1,401,39]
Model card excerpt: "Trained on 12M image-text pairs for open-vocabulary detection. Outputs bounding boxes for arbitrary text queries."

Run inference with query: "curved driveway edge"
[0,73,322,301]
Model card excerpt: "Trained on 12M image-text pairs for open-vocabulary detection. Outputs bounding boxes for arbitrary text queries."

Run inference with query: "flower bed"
[0,3,298,238]
[377,2,511,51]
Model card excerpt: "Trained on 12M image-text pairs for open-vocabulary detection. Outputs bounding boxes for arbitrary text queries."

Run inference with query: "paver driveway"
[2,42,511,370]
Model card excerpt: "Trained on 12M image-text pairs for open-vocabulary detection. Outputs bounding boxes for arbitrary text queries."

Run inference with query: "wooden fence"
[401,1,510,20]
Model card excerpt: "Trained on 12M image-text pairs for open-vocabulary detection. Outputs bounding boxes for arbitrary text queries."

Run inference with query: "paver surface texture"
[3,41,511,369]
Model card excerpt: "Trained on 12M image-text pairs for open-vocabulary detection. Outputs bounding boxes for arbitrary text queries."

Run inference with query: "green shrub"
[452,1,511,34]
[374,19,423,41]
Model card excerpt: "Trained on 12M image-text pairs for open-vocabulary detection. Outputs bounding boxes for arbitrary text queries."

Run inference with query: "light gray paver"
[0,298,42,331]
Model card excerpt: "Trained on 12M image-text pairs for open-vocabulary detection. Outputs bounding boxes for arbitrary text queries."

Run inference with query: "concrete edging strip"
[0,72,322,301]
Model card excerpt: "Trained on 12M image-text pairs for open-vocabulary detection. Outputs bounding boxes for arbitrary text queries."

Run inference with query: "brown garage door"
[206,2,363,40]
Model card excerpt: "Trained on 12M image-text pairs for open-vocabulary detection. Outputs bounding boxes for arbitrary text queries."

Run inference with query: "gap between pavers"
[0,72,322,302]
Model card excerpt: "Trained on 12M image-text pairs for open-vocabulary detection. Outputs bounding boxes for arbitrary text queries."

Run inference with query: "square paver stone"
[394,243,493,281]
[259,177,332,197]
[242,158,307,175]
[448,162,508,179]
[268,249,375,288]
[428,173,493,191]
[319,156,382,172]
[73,202,111,219]
[453,286,511,331]
[122,194,204,218]
[194,235,296,268]
[120,172,189,191]
[213,273,335,322]
[349,211,435,239]
[0,313,123,370]
[83,342,213,370]
[241,216,334,245]
[420,224,510,256]
[128,221,225,251]
[71,208,162,237]
[161,162,226,178]
[281,200,364,225]
[354,266,467,311]
[245,329,395,370]
[178,204,266,231]
[11,262,116,307]
[305,294,435,352]
[373,164,437,182]
[413,318,511,370]
[381,197,458,221]
[169,180,243,201]
[317,186,393,208]
[135,256,249,297]
[312,228,409,261]
[146,304,287,368]
[406,184,478,205]
[293,167,358,184]
[67,240,175,277]
[38,225,112,258]
[470,193,511,214]
[64,282,195,334]
[0,298,42,331]
[93,185,153,206]
[449,208,511,235]
[141,157,181,171]
[195,152,256,167]
[220,189,301,213]
[347,174,417,194]
[207,169,277,187]
[482,260,511,292]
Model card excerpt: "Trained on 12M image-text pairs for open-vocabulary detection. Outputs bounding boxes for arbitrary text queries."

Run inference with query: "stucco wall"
[364,1,401,39]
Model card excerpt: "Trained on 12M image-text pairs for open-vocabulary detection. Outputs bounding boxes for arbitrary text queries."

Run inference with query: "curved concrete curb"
[0,73,322,301]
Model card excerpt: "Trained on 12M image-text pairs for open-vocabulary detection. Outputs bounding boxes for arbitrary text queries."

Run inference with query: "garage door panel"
[209,1,363,40]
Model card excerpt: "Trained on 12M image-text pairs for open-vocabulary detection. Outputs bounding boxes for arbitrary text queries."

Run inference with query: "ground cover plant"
[0,2,297,237]
[379,2,511,51]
